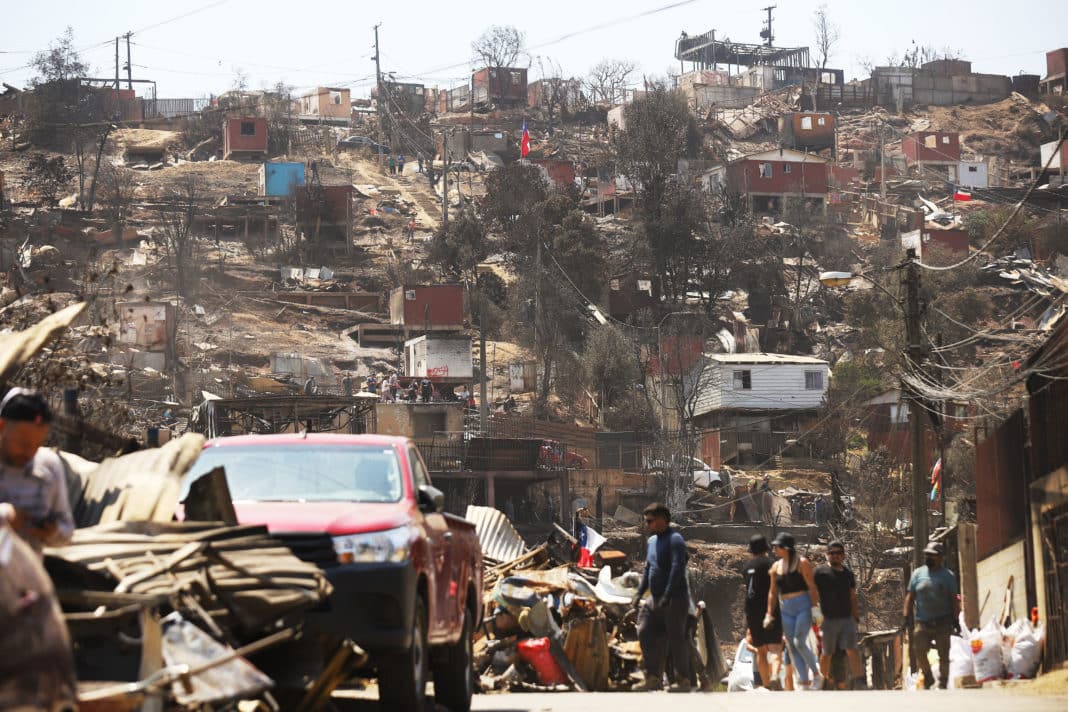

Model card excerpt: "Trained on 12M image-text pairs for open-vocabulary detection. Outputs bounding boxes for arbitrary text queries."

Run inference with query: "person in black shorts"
[814,540,867,690]
[742,534,783,690]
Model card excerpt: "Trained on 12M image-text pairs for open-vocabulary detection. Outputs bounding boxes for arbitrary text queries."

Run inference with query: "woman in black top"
[766,532,823,689]
[743,534,783,689]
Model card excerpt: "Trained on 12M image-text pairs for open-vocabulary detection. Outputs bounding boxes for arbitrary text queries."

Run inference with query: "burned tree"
[585,59,636,106]
[155,176,202,299]
[471,25,526,68]
[812,4,840,70]
[97,164,137,243]
[23,154,73,206]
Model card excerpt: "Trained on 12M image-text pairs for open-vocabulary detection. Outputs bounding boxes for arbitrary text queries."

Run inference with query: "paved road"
[333,689,1068,711]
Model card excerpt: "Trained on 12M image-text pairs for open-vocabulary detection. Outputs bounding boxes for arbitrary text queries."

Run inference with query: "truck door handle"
[443,532,453,540]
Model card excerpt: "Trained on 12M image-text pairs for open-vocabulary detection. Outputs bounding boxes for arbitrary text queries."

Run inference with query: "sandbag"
[947,635,974,689]
[1006,619,1044,679]
[971,618,1005,683]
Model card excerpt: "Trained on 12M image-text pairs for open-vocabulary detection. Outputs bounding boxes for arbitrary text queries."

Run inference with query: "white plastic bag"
[947,634,974,689]
[1006,620,1045,679]
[971,618,1005,683]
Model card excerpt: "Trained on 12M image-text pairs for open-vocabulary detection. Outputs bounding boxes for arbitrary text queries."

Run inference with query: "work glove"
[763,613,776,630]
[811,606,824,627]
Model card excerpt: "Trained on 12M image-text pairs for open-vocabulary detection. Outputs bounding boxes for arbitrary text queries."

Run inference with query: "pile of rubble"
[467,506,725,693]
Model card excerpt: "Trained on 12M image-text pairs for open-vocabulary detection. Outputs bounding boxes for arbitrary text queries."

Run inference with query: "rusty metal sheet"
[63,433,206,528]
[465,505,527,564]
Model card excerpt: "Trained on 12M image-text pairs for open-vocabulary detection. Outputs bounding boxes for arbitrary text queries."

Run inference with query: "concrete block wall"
[976,539,1027,627]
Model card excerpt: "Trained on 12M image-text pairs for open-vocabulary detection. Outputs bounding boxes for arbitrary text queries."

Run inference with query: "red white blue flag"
[521,120,530,158]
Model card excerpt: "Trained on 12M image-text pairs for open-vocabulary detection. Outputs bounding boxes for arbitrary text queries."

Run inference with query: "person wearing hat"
[766,532,823,689]
[0,388,74,553]
[903,541,960,689]
[742,534,783,690]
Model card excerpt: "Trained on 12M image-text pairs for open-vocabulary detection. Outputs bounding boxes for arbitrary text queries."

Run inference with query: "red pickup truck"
[187,433,483,711]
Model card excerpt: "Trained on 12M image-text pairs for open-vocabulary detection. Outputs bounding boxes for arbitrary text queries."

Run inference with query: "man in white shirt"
[0,388,74,552]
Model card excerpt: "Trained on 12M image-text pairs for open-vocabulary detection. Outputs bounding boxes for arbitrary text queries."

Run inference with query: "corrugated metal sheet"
[63,433,206,528]
[975,410,1028,558]
[465,505,527,564]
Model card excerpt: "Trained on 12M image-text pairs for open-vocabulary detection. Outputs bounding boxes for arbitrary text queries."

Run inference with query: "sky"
[1,0,1065,99]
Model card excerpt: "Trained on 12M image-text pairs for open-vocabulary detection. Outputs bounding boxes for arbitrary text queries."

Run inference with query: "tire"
[378,594,428,710]
[432,607,473,712]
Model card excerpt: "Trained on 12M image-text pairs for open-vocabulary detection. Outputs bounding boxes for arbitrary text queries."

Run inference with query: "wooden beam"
[957,522,979,629]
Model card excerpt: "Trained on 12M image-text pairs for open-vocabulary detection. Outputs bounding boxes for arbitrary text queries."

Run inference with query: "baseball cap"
[772,532,795,549]
[924,541,944,556]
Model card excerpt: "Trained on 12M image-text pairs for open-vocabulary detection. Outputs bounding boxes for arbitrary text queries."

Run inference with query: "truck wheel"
[379,595,428,710]
[432,608,473,712]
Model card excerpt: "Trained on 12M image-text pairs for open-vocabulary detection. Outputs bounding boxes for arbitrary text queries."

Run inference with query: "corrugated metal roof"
[706,353,828,365]
[464,505,527,564]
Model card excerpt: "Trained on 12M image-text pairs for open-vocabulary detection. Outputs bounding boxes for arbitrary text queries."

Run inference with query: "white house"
[692,353,830,418]
[688,353,831,467]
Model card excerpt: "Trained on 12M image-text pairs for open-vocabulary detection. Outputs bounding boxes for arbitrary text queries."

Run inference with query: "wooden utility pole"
[373,24,384,169]
[114,37,120,90]
[478,281,488,433]
[903,247,928,569]
[441,129,449,226]
[125,32,133,90]
[879,122,887,200]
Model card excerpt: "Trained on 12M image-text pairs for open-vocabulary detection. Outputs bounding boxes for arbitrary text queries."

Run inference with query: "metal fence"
[142,98,211,119]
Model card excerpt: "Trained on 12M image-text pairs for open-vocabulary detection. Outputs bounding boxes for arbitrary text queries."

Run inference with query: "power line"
[130,0,230,36]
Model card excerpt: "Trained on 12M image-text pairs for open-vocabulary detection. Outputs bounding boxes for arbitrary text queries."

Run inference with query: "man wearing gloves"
[633,502,692,691]
[766,532,823,689]
[903,541,960,689]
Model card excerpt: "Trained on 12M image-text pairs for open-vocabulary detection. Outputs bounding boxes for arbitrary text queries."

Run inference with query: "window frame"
[240,120,256,136]
[804,370,824,390]
[733,369,752,390]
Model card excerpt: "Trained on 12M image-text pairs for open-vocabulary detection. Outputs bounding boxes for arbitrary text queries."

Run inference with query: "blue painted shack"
[258,162,306,197]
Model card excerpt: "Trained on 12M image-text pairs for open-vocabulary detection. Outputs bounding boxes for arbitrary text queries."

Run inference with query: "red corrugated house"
[902,131,961,180]
[389,285,465,331]
[223,117,268,160]
[1040,47,1068,95]
[529,158,575,188]
[724,148,829,214]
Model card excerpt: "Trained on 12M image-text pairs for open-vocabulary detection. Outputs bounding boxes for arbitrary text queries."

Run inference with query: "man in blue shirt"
[903,541,960,689]
[633,502,691,691]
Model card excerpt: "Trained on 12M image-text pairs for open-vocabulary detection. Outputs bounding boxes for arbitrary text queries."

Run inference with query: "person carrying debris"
[903,541,960,690]
[0,389,74,553]
[815,540,867,690]
[767,532,823,689]
[388,155,396,175]
[632,502,692,691]
[743,534,784,690]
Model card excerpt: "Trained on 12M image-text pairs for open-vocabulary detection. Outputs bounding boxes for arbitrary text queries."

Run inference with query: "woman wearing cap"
[765,532,823,689]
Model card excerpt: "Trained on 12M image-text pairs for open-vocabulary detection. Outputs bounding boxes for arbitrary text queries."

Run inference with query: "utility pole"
[760,5,776,47]
[478,280,488,434]
[441,128,449,226]
[902,247,928,569]
[373,24,384,170]
[114,37,120,90]
[125,32,133,90]
[879,122,887,201]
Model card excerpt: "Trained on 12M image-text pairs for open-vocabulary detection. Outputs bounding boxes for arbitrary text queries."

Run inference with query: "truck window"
[409,447,431,490]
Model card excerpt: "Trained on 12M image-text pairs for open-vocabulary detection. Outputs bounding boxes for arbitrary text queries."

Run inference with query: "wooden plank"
[958,522,980,629]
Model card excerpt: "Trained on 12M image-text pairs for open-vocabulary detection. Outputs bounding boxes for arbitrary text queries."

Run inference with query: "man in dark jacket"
[633,502,691,691]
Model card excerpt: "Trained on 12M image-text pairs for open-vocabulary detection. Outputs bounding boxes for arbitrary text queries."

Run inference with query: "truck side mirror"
[417,484,445,513]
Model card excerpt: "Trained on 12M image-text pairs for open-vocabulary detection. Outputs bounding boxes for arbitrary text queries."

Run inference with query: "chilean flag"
[576,522,606,568]
[521,120,530,158]
[953,189,972,202]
